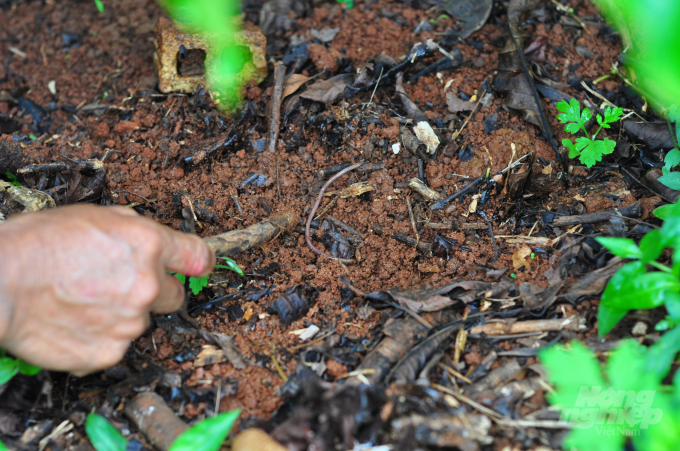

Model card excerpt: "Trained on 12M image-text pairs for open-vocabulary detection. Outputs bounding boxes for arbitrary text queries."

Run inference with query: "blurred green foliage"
[591,0,680,111]
[158,0,246,109]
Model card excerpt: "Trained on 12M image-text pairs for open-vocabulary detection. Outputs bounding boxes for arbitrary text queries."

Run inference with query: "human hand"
[0,204,214,375]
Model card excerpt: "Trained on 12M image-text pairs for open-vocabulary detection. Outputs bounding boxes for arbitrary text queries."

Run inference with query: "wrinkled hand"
[0,205,214,375]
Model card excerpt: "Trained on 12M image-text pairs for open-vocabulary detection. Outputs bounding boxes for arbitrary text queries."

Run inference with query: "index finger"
[159,227,215,277]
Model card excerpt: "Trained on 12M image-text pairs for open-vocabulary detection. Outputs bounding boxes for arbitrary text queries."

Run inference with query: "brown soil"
[0,0,659,449]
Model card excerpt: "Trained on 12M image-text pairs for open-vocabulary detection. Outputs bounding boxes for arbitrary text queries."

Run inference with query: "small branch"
[204,211,297,256]
[266,62,286,154]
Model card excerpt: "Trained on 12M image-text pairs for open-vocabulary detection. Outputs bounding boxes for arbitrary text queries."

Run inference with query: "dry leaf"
[512,245,532,271]
[283,74,310,98]
[195,345,227,367]
[413,121,440,154]
[325,181,374,198]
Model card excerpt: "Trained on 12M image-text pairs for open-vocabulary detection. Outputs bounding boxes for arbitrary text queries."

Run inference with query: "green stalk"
[650,261,673,273]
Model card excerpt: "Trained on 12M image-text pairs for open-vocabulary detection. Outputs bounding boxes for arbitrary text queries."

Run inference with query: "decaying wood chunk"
[154,16,267,111]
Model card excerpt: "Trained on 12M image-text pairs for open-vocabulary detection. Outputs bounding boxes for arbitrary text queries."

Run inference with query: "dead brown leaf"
[512,245,532,271]
[283,74,310,98]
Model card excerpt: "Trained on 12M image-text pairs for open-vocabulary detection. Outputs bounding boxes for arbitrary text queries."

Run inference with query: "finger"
[109,206,140,217]
[111,314,151,340]
[150,273,185,314]
[159,228,215,277]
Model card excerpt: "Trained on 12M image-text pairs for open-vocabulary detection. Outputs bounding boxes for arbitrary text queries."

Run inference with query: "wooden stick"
[204,211,297,257]
[551,202,641,227]
[266,62,286,154]
[469,316,585,335]
[124,393,188,451]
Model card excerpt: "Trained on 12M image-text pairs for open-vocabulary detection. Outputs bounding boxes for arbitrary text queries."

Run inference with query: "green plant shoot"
[540,329,680,451]
[556,98,623,168]
[174,256,244,295]
[84,410,240,451]
[93,0,105,13]
[85,414,127,451]
[158,0,246,110]
[336,0,353,9]
[591,0,680,111]
[169,409,241,451]
[658,104,680,190]
[4,171,21,187]
[0,353,41,385]
[595,199,680,336]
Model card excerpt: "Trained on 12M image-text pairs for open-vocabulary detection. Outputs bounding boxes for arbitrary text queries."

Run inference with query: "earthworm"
[305,162,363,262]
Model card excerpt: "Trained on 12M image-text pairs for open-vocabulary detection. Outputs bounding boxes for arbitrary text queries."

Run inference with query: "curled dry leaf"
[324,181,374,198]
[511,244,532,271]
[446,92,474,113]
[282,74,310,98]
[413,121,440,155]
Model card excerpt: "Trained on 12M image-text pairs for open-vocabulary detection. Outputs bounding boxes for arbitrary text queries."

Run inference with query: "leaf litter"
[1,0,679,450]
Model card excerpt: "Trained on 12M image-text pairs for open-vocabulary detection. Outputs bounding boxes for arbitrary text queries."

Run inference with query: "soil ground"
[0,0,664,450]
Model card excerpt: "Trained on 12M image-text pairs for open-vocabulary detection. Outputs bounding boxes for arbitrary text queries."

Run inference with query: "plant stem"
[650,261,673,273]
[667,118,680,150]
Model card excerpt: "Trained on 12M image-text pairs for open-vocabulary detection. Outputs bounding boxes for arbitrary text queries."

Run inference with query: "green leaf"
[557,98,584,126]
[169,410,240,451]
[603,106,624,124]
[595,237,643,259]
[215,257,244,276]
[4,171,21,187]
[579,138,615,167]
[654,204,676,220]
[645,325,680,380]
[0,357,18,385]
[0,439,7,451]
[575,136,590,151]
[188,275,209,295]
[664,148,680,173]
[659,172,680,190]
[596,113,610,129]
[16,359,41,376]
[667,292,680,321]
[563,138,579,158]
[639,229,665,263]
[565,122,582,134]
[93,0,105,13]
[598,303,629,336]
[85,414,127,451]
[174,273,186,284]
[602,261,680,311]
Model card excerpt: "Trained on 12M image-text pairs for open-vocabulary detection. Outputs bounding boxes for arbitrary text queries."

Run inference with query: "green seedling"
[4,171,21,187]
[429,14,449,24]
[595,199,680,336]
[658,104,680,190]
[85,410,240,451]
[0,440,7,451]
[336,0,353,8]
[174,256,244,295]
[93,0,105,13]
[0,352,41,385]
[557,98,623,168]
[85,414,127,451]
[540,327,680,451]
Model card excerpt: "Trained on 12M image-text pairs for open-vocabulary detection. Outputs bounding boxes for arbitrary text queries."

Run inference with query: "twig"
[306,163,363,262]
[508,31,562,162]
[478,210,498,260]
[406,196,420,244]
[205,211,297,257]
[451,77,490,141]
[363,66,383,110]
[469,316,585,335]
[276,164,282,201]
[431,176,482,210]
[266,62,286,154]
